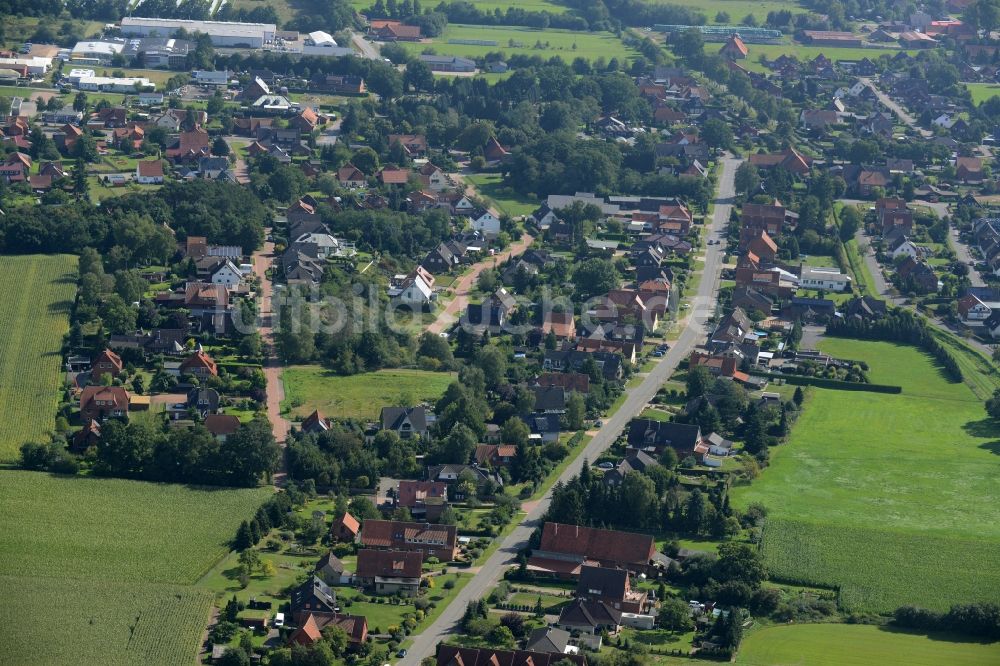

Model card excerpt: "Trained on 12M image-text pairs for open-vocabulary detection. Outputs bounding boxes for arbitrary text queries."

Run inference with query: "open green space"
[0,471,270,665]
[400,24,638,63]
[465,172,540,217]
[742,44,916,73]
[282,367,455,421]
[965,81,1000,105]
[653,0,805,24]
[733,339,1000,612]
[349,0,567,11]
[0,254,78,462]
[738,623,1000,666]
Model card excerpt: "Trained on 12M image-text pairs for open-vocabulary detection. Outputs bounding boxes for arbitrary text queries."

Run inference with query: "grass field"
[742,44,917,73]
[0,255,78,462]
[282,367,456,421]
[0,472,270,665]
[733,339,1000,612]
[349,0,566,11]
[465,172,539,217]
[738,624,1000,666]
[400,24,639,64]
[965,82,1000,105]
[654,0,805,24]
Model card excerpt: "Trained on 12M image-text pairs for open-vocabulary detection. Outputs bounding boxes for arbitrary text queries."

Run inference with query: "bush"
[444,579,456,589]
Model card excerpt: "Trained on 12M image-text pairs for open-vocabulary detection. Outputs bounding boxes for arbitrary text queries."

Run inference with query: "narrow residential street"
[426,234,534,335]
[252,234,291,453]
[860,77,932,138]
[400,154,743,665]
[349,31,382,60]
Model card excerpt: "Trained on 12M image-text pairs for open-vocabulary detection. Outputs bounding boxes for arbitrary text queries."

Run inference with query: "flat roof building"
[71,41,125,64]
[120,17,276,48]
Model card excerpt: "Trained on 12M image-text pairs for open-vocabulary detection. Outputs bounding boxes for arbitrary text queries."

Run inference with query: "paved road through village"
[400,154,743,665]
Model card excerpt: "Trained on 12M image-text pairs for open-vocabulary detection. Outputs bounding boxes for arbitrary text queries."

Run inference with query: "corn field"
[761,519,1000,613]
[0,254,78,461]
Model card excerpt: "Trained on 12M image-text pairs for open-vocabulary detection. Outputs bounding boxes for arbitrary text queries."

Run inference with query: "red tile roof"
[356,548,423,579]
[537,522,655,568]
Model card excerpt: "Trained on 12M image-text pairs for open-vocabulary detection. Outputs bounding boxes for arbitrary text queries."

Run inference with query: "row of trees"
[43,415,280,487]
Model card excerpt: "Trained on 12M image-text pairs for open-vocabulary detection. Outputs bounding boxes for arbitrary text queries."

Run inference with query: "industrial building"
[77,76,155,92]
[122,37,192,69]
[418,54,476,72]
[120,17,276,48]
[70,41,124,65]
[0,56,52,75]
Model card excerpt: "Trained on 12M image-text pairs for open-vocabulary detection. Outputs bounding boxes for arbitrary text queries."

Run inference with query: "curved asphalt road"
[400,154,742,665]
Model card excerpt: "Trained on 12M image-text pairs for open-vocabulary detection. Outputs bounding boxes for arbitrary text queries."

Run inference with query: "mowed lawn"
[282,367,456,421]
[466,172,540,217]
[741,44,917,72]
[738,624,1000,666]
[349,0,566,11]
[0,472,271,665]
[400,25,638,63]
[733,340,1000,612]
[0,254,78,462]
[966,82,1000,105]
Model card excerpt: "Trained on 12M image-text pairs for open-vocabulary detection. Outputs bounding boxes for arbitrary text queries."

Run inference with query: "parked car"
[274,612,285,627]
[596,461,615,470]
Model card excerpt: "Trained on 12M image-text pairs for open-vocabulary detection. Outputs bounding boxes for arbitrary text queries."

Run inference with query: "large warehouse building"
[119,18,276,48]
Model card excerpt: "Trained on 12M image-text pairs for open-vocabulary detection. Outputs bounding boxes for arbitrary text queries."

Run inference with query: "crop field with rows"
[0,576,213,666]
[0,472,271,665]
[0,254,78,462]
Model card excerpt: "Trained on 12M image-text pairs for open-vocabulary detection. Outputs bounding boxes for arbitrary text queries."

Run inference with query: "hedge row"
[751,372,902,394]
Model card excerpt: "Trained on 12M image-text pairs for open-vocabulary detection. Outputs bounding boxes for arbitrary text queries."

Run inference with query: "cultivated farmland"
[0,576,213,666]
[282,366,456,421]
[0,254,78,462]
[0,472,273,584]
[399,24,639,64]
[0,472,271,665]
[738,623,1000,666]
[733,340,1000,612]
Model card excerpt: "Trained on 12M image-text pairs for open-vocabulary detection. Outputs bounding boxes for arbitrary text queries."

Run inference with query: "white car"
[274,612,285,627]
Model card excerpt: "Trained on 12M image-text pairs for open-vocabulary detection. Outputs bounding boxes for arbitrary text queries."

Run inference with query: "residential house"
[484,136,510,164]
[378,165,410,186]
[186,388,220,416]
[355,549,423,595]
[301,409,332,434]
[958,293,992,321]
[210,260,243,287]
[389,268,434,306]
[290,575,338,615]
[800,109,839,131]
[602,451,660,488]
[436,646,587,666]
[91,349,123,383]
[204,414,241,441]
[470,209,501,237]
[576,565,647,613]
[80,385,130,422]
[799,266,852,292]
[524,627,574,655]
[396,480,449,521]
[741,202,794,237]
[180,350,218,378]
[719,34,748,59]
[557,599,623,636]
[315,551,349,586]
[897,256,939,293]
[888,234,920,260]
[136,159,164,184]
[957,156,984,182]
[422,242,462,274]
[626,418,702,458]
[474,444,517,468]
[289,613,368,648]
[748,147,811,176]
[337,163,366,188]
[387,134,428,156]
[331,512,361,542]
[380,406,432,439]
[528,522,656,578]
[359,519,458,561]
[375,22,422,41]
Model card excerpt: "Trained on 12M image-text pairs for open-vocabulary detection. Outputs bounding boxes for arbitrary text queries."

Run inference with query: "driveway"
[350,31,381,60]
[398,154,743,665]
[426,234,534,335]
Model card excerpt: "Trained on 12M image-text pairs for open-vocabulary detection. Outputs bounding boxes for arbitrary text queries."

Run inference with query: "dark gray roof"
[525,627,570,654]
[577,565,629,601]
[381,406,429,432]
[290,575,337,614]
[626,418,701,453]
[558,598,622,628]
[533,385,566,412]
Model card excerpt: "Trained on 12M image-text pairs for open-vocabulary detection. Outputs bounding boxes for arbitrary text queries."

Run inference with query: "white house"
[192,69,231,86]
[932,114,955,129]
[888,235,919,260]
[470,210,501,237]
[389,267,435,306]
[210,260,244,287]
[958,294,991,321]
[798,266,852,292]
[530,204,559,230]
[138,92,164,107]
